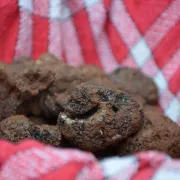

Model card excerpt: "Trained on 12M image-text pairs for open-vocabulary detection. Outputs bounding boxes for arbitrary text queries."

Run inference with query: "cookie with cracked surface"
[37,60,118,118]
[109,68,158,104]
[58,83,143,152]
[0,115,62,146]
[0,61,54,120]
[118,106,180,158]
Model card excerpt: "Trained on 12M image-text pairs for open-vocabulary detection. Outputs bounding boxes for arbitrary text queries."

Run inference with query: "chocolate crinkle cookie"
[118,105,180,158]
[35,54,118,119]
[0,115,62,146]
[0,53,117,121]
[0,60,54,120]
[57,83,143,152]
[109,68,158,104]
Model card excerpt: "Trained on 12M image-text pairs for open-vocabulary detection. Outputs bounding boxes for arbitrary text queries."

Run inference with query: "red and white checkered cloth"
[0,1,180,179]
[0,139,180,180]
[0,0,179,123]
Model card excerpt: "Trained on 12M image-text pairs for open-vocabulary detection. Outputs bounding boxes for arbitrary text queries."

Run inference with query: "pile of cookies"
[0,53,179,158]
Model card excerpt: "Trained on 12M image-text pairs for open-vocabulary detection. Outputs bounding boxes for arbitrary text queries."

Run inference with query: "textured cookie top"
[109,68,158,104]
[118,105,180,158]
[0,115,62,146]
[58,83,143,152]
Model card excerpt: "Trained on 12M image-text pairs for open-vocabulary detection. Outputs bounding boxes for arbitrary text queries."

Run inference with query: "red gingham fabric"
[0,139,180,180]
[0,1,180,179]
[0,0,180,123]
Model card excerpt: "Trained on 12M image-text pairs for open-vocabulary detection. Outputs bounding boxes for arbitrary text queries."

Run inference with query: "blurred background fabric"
[0,0,179,123]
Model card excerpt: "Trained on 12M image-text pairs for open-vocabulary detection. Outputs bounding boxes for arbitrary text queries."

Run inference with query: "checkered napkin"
[0,0,180,122]
[0,139,180,180]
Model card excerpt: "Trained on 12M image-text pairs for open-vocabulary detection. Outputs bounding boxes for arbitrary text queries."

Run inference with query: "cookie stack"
[0,53,179,158]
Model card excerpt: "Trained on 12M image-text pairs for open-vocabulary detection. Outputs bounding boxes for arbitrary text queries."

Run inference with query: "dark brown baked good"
[132,95,146,110]
[0,61,54,120]
[35,59,83,118]
[0,115,62,146]
[30,124,62,146]
[109,68,158,104]
[78,64,107,79]
[37,57,118,118]
[14,56,32,63]
[29,116,48,125]
[0,54,117,121]
[118,105,180,158]
[37,53,61,63]
[58,83,143,152]
[86,77,119,90]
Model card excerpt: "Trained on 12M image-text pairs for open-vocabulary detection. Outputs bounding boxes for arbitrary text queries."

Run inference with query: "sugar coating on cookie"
[58,83,143,152]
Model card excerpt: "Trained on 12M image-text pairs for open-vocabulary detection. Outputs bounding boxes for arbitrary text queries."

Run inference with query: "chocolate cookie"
[1,54,116,121]
[11,55,81,120]
[0,115,62,146]
[37,57,118,118]
[29,116,48,125]
[86,77,119,90]
[37,53,61,63]
[109,68,158,104]
[118,106,180,158]
[36,60,83,118]
[0,61,54,120]
[58,83,143,152]
[132,95,146,110]
[78,64,107,80]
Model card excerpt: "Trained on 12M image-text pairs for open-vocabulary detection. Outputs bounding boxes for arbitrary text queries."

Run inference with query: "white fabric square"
[84,0,102,7]
[18,0,33,12]
[101,156,136,178]
[131,38,151,67]
[154,71,168,93]
[165,97,180,122]
[159,89,173,109]
[153,170,180,180]
[49,0,71,20]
